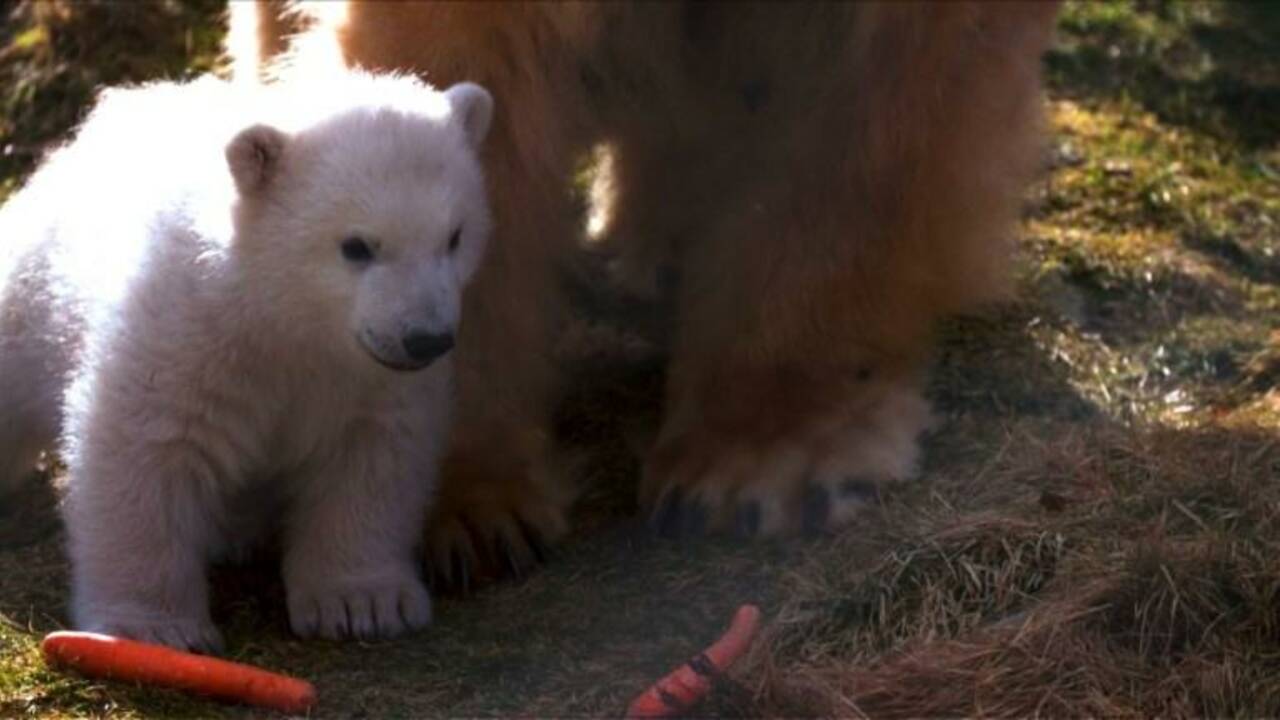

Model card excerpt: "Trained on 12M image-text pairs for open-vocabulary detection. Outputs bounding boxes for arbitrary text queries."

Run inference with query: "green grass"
[1,0,1278,717]
[0,0,225,202]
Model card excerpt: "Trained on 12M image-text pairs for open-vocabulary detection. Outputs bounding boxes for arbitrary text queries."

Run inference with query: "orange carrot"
[41,631,316,714]
[626,604,762,719]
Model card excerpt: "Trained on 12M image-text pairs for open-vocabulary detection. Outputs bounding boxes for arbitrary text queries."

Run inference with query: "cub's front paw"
[78,607,224,653]
[286,569,432,641]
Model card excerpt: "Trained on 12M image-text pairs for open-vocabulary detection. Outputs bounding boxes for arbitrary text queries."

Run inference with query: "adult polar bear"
[234,2,1060,581]
[0,73,494,649]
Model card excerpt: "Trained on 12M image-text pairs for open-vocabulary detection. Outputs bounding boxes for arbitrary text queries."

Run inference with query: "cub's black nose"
[402,331,455,363]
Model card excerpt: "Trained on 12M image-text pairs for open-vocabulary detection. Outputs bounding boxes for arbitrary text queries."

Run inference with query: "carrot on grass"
[42,631,316,714]
[626,604,762,719]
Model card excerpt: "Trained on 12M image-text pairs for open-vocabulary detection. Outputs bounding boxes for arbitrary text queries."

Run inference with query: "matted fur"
[236,2,1060,571]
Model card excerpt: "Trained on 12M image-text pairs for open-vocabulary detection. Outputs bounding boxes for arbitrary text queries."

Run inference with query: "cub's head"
[225,75,493,372]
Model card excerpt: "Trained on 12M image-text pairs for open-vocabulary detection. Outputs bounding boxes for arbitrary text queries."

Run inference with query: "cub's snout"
[360,327,456,371]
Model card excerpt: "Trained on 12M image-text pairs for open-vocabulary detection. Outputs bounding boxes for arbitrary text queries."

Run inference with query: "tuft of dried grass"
[743,423,1280,718]
[771,518,1066,665]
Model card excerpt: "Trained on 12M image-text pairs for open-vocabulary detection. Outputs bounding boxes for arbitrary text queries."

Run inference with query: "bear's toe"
[287,574,432,641]
[643,384,929,537]
[88,615,224,654]
[425,484,567,593]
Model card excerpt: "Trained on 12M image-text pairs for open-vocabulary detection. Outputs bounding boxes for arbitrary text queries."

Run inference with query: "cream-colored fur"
[0,71,494,650]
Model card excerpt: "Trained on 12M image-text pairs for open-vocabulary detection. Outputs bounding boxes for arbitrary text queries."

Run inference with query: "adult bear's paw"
[642,380,931,537]
[424,448,572,592]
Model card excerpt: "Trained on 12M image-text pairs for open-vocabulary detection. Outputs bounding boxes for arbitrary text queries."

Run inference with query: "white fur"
[0,72,494,650]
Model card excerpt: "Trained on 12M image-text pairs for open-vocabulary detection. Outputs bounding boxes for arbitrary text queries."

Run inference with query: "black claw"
[459,560,472,595]
[428,554,451,590]
[682,501,709,537]
[652,487,685,538]
[450,549,471,595]
[515,516,548,566]
[655,263,681,295]
[741,79,770,113]
[801,484,831,535]
[839,476,879,502]
[734,502,762,538]
[497,535,524,580]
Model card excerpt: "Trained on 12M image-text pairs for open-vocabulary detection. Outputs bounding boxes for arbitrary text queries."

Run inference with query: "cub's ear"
[444,82,494,148]
[226,124,288,194]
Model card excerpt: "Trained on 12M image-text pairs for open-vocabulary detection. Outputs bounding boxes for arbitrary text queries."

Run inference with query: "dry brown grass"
[740,426,1280,718]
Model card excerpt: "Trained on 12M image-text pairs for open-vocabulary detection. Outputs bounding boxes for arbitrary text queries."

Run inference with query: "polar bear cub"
[0,72,494,651]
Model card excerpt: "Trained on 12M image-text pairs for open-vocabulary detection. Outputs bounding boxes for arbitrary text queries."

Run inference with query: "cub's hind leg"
[0,254,82,498]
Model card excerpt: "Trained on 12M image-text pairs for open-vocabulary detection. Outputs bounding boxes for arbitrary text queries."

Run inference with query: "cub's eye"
[448,227,462,253]
[340,236,375,263]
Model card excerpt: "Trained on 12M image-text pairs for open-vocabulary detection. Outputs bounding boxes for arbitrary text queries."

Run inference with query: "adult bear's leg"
[235,2,603,584]
[640,3,1059,535]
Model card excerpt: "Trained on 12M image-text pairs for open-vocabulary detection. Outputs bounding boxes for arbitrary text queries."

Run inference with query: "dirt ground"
[1,1,1277,717]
